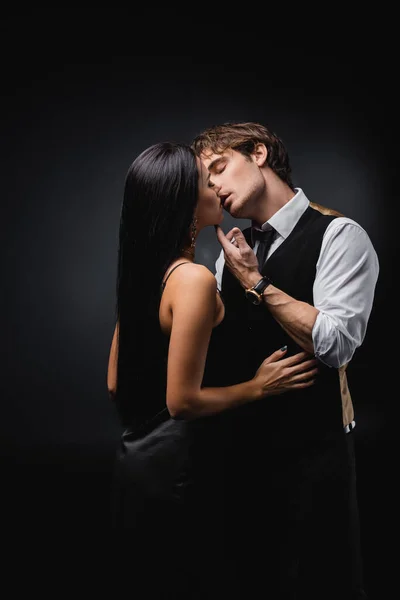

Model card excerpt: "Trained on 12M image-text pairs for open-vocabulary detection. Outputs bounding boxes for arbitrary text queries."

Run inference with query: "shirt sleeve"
[312,218,379,368]
[214,248,225,292]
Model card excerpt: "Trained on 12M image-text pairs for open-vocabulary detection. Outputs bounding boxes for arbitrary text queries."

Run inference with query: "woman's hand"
[253,347,318,397]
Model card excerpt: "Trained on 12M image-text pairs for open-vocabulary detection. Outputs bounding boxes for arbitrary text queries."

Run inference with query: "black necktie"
[252,226,275,268]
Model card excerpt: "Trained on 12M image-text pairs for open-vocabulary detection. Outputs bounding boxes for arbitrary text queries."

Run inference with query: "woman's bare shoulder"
[166,262,217,290]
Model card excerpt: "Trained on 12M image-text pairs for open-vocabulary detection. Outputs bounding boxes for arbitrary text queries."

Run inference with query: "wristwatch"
[245,276,271,305]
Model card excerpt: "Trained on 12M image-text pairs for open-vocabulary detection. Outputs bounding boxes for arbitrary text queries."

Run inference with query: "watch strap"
[252,276,271,294]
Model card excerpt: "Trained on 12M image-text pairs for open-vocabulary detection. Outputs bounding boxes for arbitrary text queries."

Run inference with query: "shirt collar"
[251,188,309,240]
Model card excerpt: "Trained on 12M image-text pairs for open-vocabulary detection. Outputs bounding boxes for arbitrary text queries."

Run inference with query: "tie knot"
[251,225,275,246]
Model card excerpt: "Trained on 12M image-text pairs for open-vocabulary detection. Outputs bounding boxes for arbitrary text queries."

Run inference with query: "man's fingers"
[225,228,237,242]
[226,228,243,248]
[215,225,230,249]
[231,228,248,249]
[226,228,240,247]
[215,226,242,250]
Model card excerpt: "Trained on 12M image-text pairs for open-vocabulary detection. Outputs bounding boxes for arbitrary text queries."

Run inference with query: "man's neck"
[253,176,295,225]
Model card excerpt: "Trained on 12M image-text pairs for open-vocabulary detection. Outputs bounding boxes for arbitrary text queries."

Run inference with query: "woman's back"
[107,260,224,415]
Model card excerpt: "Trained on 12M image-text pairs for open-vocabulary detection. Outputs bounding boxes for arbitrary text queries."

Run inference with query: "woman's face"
[195,157,223,230]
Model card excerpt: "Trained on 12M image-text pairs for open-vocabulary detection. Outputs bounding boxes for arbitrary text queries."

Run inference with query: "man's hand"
[215,225,261,289]
[215,226,318,354]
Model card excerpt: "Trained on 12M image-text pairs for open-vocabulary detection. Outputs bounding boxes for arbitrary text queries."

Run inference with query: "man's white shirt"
[215,188,379,369]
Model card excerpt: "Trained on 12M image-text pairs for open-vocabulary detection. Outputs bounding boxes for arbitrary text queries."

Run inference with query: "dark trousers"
[217,429,369,600]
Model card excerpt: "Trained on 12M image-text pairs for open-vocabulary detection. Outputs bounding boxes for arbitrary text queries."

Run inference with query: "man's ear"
[253,143,268,167]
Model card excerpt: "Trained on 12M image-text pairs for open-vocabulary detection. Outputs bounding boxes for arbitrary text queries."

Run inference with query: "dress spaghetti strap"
[161,262,191,292]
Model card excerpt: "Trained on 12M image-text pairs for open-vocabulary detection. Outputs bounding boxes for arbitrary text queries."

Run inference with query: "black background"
[1,13,396,598]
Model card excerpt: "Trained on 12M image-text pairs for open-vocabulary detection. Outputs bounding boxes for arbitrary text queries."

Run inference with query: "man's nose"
[210,178,220,193]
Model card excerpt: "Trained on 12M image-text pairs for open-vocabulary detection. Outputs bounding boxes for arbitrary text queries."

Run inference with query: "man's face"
[195,157,223,229]
[201,148,265,220]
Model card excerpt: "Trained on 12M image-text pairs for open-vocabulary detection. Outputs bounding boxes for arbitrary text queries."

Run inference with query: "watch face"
[245,289,262,305]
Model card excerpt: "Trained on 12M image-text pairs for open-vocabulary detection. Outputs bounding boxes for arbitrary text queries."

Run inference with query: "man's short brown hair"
[192,121,294,190]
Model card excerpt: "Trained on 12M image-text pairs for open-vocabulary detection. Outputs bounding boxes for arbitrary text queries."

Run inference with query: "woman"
[107,142,317,597]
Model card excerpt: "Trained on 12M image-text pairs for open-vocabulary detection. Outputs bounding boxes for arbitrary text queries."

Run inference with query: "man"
[192,122,379,599]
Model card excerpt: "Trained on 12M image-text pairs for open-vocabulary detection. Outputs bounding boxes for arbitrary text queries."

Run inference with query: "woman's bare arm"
[165,265,317,419]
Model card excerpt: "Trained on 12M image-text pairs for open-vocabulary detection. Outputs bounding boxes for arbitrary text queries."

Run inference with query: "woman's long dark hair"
[115,142,199,427]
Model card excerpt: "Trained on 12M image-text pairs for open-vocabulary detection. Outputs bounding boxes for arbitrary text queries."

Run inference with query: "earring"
[190,216,198,248]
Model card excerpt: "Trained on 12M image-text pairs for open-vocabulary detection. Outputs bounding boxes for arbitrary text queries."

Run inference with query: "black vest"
[202,206,343,449]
